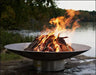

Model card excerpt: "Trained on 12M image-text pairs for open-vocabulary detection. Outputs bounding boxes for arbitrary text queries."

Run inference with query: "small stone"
[71,58,77,61]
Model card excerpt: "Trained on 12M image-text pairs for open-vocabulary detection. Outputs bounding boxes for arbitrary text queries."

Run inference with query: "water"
[72,29,95,57]
[9,22,95,57]
[72,22,95,57]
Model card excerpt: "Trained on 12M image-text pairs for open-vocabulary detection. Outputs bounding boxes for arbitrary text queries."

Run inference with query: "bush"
[0,52,22,61]
[0,28,34,52]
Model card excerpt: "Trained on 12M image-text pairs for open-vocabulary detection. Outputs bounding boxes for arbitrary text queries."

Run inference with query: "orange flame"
[34,9,80,52]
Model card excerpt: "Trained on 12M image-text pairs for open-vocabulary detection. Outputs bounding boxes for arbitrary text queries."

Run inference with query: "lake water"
[10,22,95,57]
[72,23,95,57]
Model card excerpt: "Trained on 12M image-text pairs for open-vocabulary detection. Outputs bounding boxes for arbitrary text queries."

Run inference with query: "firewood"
[24,36,42,50]
[56,37,67,46]
[24,34,74,52]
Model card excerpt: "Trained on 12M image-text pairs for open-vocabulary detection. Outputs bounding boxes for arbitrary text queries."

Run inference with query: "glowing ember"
[25,9,80,52]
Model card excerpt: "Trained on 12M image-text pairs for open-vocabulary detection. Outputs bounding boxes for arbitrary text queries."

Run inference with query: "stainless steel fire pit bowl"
[4,42,91,71]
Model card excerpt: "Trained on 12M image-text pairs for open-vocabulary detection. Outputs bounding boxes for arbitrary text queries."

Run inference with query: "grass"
[0,52,23,61]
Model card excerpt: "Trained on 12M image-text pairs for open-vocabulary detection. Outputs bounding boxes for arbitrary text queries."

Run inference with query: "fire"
[25,9,80,52]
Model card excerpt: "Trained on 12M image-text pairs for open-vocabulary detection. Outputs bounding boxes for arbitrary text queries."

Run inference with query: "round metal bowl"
[4,43,91,61]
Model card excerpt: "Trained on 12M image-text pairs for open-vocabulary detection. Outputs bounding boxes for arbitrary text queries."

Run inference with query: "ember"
[25,10,80,52]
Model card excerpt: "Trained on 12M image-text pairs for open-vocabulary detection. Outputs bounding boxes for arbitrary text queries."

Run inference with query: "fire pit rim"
[4,42,91,53]
[4,42,91,60]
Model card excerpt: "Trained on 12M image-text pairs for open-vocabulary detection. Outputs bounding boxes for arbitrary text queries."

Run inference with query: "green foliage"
[0,52,22,61]
[0,5,16,29]
[77,10,96,22]
[0,0,56,30]
[0,28,34,61]
[0,28,34,51]
[0,0,96,30]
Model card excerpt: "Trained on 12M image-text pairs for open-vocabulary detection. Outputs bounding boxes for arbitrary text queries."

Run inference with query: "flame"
[49,10,80,35]
[28,9,80,52]
[43,9,80,44]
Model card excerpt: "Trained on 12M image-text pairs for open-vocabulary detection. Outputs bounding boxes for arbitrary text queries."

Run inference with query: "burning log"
[56,37,74,51]
[24,35,74,52]
[24,37,38,51]
[43,35,55,46]
[57,37,67,46]
[24,36,43,51]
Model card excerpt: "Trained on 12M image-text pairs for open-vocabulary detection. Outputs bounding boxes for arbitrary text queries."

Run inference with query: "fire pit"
[4,43,91,71]
[4,10,91,71]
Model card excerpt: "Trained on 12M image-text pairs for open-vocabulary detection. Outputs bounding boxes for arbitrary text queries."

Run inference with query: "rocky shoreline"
[0,55,96,75]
